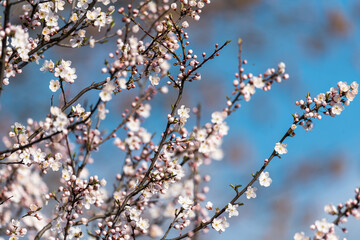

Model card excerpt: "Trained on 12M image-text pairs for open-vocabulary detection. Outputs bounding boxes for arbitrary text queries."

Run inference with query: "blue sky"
[191,1,360,239]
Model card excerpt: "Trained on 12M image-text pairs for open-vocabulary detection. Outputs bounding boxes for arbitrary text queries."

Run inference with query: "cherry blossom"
[246,186,257,199]
[275,142,287,155]
[212,217,229,233]
[293,232,309,240]
[49,79,60,92]
[259,171,272,187]
[225,203,239,218]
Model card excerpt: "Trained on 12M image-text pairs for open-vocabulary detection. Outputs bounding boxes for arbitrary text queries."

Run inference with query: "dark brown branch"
[0,0,11,95]
[238,38,243,83]
[16,0,98,70]
[0,91,103,158]
[0,196,12,205]
[164,120,299,240]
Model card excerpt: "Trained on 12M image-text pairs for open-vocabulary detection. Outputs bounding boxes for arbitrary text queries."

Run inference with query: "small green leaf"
[110,20,115,28]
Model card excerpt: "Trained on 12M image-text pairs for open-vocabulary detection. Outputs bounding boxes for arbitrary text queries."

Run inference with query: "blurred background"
[1,0,360,239]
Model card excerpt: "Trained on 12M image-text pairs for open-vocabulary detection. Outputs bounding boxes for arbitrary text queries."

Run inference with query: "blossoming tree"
[0,0,359,240]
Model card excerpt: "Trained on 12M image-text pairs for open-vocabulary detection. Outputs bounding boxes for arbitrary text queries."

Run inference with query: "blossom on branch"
[212,217,229,233]
[225,203,239,218]
[274,142,287,155]
[259,171,272,187]
[246,186,257,199]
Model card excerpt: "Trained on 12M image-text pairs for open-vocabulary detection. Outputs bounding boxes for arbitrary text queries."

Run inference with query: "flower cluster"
[196,111,229,160]
[229,61,289,105]
[294,81,358,132]
[41,59,78,92]
[48,106,70,132]
[99,81,115,102]
[11,26,31,62]
[294,187,360,240]
[6,219,27,240]
[86,7,113,32]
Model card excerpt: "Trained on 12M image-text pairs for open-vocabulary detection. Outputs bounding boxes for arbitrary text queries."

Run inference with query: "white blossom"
[99,82,115,102]
[324,204,338,215]
[137,218,149,231]
[293,232,309,240]
[245,186,257,199]
[68,226,82,239]
[62,169,71,181]
[275,142,287,154]
[315,218,333,233]
[211,111,226,124]
[225,203,239,218]
[126,117,140,132]
[178,196,193,209]
[177,105,190,119]
[212,217,229,233]
[338,81,350,93]
[149,75,160,86]
[49,79,60,92]
[259,171,272,187]
[252,76,265,89]
[331,103,344,115]
[278,62,286,74]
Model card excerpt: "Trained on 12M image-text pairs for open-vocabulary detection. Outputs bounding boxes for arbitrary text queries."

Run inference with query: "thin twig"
[0,0,11,95]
